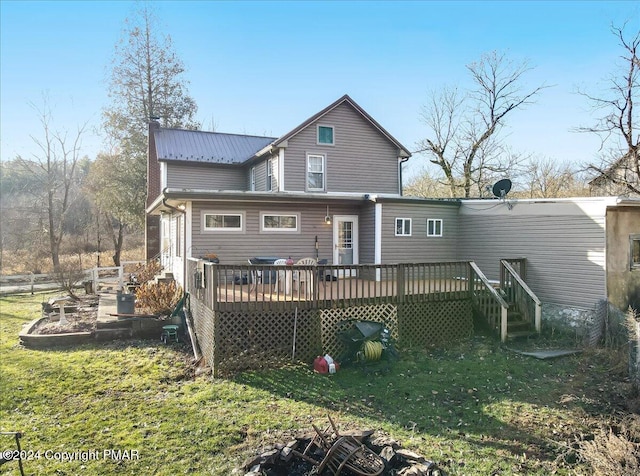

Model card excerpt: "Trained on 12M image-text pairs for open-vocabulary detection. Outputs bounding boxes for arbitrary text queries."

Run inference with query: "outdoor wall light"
[324,205,331,224]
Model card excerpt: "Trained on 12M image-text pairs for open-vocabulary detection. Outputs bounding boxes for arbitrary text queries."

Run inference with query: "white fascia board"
[278,148,285,191]
[459,197,618,218]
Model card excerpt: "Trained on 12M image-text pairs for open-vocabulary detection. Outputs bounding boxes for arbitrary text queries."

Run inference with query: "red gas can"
[313,356,329,374]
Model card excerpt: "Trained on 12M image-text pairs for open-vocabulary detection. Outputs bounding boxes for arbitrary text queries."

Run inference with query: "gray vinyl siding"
[381,202,459,264]
[458,206,607,309]
[282,102,401,194]
[359,204,376,264]
[166,163,246,190]
[249,153,278,191]
[190,201,362,264]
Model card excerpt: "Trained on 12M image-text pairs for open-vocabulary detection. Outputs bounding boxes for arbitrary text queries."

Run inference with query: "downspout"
[162,197,201,361]
[398,156,410,196]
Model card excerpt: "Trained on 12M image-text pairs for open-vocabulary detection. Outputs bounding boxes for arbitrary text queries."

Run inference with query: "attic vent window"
[317,125,334,145]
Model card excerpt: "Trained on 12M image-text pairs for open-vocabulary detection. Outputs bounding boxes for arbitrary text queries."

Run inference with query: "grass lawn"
[0,292,633,475]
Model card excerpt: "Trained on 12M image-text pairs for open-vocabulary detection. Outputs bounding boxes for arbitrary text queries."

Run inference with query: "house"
[589,151,640,196]
[146,95,640,331]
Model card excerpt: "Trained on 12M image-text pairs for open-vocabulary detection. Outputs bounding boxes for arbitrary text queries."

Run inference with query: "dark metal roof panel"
[154,129,276,165]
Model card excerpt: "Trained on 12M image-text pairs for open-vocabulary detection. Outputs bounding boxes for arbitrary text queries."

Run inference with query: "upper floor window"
[631,234,640,270]
[203,211,244,232]
[395,218,412,236]
[261,213,299,232]
[317,125,334,145]
[266,159,273,191]
[427,219,443,237]
[250,166,256,191]
[307,154,325,191]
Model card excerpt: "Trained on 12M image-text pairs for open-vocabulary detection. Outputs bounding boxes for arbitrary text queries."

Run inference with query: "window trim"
[306,153,326,192]
[317,124,334,145]
[427,218,443,237]
[395,217,412,237]
[631,234,640,270]
[260,212,300,233]
[202,211,245,233]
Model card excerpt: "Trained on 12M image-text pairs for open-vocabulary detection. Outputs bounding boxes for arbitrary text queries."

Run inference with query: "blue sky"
[1,0,638,179]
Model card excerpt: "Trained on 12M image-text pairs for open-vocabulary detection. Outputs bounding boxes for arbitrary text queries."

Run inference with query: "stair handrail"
[469,261,509,341]
[500,260,542,334]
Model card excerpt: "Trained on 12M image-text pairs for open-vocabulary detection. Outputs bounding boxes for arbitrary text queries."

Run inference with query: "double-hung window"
[427,219,443,237]
[250,167,256,191]
[395,218,412,236]
[307,154,325,191]
[266,159,273,191]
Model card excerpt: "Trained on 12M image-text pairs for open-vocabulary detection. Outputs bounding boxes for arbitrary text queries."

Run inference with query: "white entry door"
[333,215,358,277]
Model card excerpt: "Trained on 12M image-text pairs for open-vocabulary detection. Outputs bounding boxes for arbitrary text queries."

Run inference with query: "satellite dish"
[492,178,512,199]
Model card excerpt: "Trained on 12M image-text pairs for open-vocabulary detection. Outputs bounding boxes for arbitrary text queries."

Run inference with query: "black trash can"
[117,292,135,315]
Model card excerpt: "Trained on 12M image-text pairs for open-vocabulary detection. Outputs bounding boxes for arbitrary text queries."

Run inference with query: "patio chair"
[273,258,288,293]
[295,257,317,297]
[248,258,268,293]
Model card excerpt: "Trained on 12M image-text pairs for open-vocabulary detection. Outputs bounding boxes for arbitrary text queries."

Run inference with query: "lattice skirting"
[398,300,473,346]
[320,303,398,361]
[210,308,322,375]
[190,296,473,376]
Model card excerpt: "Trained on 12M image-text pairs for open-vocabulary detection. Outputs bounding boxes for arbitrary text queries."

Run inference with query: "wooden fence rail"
[186,259,472,311]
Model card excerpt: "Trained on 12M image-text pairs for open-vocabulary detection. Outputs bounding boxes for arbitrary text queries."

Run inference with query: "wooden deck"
[187,260,476,310]
[214,277,470,302]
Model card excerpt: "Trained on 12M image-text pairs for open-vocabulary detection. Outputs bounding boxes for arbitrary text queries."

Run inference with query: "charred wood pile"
[241,416,445,476]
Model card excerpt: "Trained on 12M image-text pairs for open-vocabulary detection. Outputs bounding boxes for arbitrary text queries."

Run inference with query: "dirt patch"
[33,295,99,335]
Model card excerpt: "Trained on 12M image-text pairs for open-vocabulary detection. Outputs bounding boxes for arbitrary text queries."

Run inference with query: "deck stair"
[471,259,541,342]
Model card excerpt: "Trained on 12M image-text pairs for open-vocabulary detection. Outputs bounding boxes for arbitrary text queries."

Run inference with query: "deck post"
[501,306,508,342]
[397,263,405,304]
[210,265,218,311]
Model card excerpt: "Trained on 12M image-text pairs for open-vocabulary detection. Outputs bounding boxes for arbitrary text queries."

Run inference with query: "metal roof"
[154,128,276,165]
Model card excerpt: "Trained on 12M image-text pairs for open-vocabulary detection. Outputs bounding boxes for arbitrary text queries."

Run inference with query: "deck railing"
[500,259,541,334]
[186,259,472,311]
[469,261,509,341]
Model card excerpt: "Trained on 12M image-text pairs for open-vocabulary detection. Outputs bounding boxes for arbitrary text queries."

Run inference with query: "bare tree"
[13,98,88,270]
[581,24,639,196]
[416,51,547,197]
[515,158,590,198]
[403,169,452,198]
[85,152,146,266]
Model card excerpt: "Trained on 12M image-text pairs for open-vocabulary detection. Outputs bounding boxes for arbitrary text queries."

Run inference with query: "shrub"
[130,260,163,285]
[578,415,640,475]
[54,260,86,299]
[135,280,183,316]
